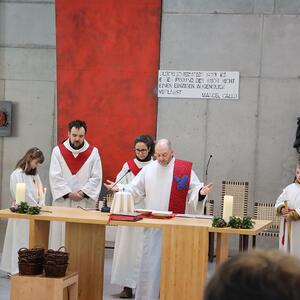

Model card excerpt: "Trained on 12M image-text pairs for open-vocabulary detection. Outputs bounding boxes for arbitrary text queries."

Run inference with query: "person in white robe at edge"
[275,163,300,260]
[49,119,102,250]
[0,147,45,275]
[105,138,213,300]
[111,134,155,299]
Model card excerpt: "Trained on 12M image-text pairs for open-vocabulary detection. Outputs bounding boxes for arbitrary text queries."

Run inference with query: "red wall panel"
[56,0,161,180]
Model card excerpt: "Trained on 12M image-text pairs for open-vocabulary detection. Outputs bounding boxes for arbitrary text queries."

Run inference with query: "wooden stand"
[10,272,78,300]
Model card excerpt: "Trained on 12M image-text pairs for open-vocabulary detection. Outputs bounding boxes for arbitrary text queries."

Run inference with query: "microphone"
[101,169,131,212]
[205,155,213,183]
[108,169,131,192]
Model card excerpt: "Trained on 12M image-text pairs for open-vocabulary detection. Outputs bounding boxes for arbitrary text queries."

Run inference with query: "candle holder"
[100,194,114,213]
[101,198,110,213]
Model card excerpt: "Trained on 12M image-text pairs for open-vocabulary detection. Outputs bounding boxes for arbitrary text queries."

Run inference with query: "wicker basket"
[44,246,69,277]
[18,258,43,275]
[18,247,45,275]
[44,261,68,277]
[45,247,69,264]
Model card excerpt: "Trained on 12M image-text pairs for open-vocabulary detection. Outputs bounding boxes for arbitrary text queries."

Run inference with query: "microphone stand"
[101,169,131,212]
[205,155,213,184]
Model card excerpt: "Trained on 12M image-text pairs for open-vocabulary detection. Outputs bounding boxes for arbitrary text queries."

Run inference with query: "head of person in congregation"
[67,119,87,150]
[204,250,300,300]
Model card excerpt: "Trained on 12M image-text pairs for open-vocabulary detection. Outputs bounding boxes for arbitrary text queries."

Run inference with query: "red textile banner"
[56,0,161,180]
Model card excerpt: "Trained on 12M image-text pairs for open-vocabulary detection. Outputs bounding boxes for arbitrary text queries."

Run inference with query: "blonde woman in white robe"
[275,164,300,259]
[0,147,45,275]
[111,134,154,299]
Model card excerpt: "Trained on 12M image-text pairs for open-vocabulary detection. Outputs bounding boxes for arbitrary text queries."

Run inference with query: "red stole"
[58,143,94,175]
[127,159,142,176]
[281,219,286,246]
[168,159,192,214]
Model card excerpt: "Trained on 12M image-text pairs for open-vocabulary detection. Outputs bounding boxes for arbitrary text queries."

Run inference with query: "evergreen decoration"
[10,201,41,215]
[212,216,227,228]
[241,216,255,229]
[212,215,255,229]
[228,216,242,228]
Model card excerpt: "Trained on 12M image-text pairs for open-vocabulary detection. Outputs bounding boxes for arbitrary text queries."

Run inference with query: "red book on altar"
[110,212,143,222]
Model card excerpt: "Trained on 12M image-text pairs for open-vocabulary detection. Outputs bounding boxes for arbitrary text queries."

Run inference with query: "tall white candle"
[16,183,26,204]
[223,195,233,223]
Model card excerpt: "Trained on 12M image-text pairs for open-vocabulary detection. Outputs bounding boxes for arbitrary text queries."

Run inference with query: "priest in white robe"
[105,139,213,300]
[49,120,102,250]
[275,164,300,259]
[0,147,45,275]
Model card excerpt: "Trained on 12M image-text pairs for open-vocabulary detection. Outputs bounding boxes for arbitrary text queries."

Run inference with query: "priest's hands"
[69,191,84,201]
[200,182,213,196]
[104,180,119,192]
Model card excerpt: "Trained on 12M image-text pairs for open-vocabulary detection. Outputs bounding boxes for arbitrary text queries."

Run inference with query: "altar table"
[0,207,272,300]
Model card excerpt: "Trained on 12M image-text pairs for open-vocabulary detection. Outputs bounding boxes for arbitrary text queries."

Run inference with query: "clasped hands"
[281,207,293,221]
[69,191,86,201]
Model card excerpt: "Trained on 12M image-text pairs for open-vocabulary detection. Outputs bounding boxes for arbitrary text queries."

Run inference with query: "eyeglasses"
[134,148,148,153]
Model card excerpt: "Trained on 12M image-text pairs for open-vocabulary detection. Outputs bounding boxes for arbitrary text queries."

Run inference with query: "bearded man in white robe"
[105,138,213,299]
[49,120,102,249]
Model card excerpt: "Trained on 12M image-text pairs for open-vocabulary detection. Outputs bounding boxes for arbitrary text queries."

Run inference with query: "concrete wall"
[158,0,300,220]
[0,0,56,209]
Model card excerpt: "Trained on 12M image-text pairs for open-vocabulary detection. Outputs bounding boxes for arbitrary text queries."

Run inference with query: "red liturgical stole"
[127,159,142,176]
[58,144,94,175]
[168,159,192,214]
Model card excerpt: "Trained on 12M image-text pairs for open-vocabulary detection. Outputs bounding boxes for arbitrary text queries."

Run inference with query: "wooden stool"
[10,272,78,300]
